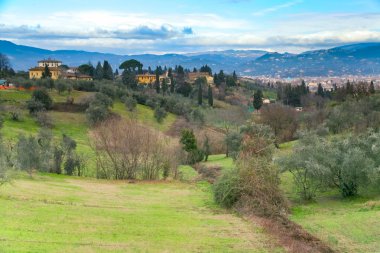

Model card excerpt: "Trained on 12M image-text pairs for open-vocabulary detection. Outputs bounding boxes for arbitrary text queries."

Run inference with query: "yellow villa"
[136,73,156,84]
[29,59,62,80]
[136,73,169,85]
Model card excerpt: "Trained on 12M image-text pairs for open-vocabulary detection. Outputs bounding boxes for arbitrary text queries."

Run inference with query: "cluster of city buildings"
[242,75,380,92]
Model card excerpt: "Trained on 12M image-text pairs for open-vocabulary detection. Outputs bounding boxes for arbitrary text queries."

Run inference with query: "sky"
[0,0,380,55]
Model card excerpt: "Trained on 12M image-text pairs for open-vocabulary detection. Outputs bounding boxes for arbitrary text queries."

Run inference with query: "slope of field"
[0,174,283,253]
[0,89,177,176]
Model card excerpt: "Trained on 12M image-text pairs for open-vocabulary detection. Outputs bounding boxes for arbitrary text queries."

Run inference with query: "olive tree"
[279,131,380,199]
[0,136,10,185]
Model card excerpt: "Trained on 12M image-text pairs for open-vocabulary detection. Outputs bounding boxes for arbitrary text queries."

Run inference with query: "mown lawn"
[0,174,283,253]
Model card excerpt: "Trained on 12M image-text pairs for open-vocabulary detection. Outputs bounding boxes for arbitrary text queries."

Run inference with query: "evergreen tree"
[213,73,219,86]
[253,89,263,110]
[317,83,325,97]
[162,78,168,95]
[122,71,137,90]
[218,70,225,84]
[232,71,237,81]
[41,65,51,79]
[114,69,119,76]
[301,80,308,95]
[155,68,160,94]
[203,135,211,161]
[346,81,354,96]
[78,63,95,77]
[370,81,375,94]
[94,62,103,80]
[197,79,203,106]
[208,85,213,107]
[102,60,113,80]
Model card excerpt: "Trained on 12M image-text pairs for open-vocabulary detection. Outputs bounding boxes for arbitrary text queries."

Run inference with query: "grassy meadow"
[0,173,283,253]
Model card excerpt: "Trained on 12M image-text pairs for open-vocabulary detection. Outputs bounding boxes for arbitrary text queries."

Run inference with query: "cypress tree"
[94,62,103,80]
[41,65,51,79]
[253,89,263,110]
[155,68,160,94]
[103,60,113,80]
[370,81,375,94]
[162,78,168,95]
[317,83,325,97]
[197,79,203,106]
[208,85,213,107]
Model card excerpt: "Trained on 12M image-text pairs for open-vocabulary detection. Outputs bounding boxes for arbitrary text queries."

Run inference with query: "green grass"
[289,193,380,253]
[0,89,32,104]
[263,90,277,100]
[178,165,199,181]
[112,102,176,132]
[0,174,283,253]
[202,154,235,171]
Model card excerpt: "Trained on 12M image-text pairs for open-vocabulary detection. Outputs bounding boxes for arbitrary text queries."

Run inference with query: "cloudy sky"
[0,0,379,54]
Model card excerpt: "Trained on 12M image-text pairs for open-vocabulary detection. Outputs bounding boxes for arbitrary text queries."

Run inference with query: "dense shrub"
[213,169,241,208]
[214,122,288,217]
[73,80,97,92]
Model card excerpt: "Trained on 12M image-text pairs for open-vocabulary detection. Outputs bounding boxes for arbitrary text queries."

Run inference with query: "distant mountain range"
[1,40,380,77]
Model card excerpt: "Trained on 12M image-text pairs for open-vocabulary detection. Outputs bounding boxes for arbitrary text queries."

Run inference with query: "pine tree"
[114,69,119,76]
[208,85,213,107]
[253,89,263,110]
[94,62,103,80]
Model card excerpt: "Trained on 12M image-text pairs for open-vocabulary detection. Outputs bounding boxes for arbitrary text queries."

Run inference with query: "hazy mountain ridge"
[1,40,380,77]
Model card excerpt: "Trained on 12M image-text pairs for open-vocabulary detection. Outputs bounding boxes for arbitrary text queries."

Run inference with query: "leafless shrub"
[92,118,179,180]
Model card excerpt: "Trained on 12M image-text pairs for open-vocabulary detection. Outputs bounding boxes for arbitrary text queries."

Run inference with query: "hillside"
[2,40,380,77]
[0,174,283,252]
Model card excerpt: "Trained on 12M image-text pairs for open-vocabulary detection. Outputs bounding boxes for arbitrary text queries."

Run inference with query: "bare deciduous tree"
[92,118,179,180]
